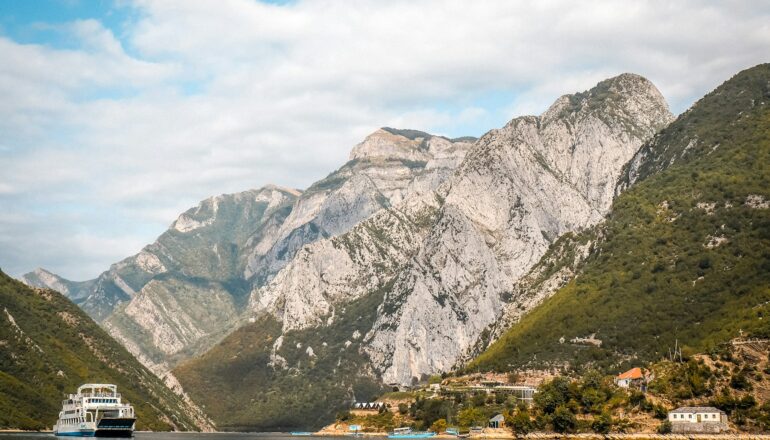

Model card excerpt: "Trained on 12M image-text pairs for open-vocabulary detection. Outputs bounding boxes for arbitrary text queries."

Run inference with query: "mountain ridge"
[23,128,475,378]
[470,63,770,373]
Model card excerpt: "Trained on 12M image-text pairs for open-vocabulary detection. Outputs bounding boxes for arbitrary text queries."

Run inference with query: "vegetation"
[471,64,770,373]
[0,271,202,431]
[375,340,770,435]
[351,371,651,434]
[175,288,388,431]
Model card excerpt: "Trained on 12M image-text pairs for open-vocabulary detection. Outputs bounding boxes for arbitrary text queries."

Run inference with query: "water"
[0,434,365,440]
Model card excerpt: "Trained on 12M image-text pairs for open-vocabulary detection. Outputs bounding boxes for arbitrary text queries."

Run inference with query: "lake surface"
[0,434,369,440]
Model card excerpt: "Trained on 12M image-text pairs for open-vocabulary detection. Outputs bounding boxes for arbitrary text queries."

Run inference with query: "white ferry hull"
[94,417,136,437]
[54,418,135,437]
[53,422,96,437]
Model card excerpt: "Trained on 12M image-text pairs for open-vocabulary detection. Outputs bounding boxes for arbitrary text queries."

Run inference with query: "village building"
[351,402,385,414]
[488,414,505,429]
[493,385,536,405]
[668,407,728,433]
[614,367,644,388]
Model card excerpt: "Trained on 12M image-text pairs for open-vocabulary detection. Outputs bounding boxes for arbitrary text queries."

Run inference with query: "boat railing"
[69,392,121,399]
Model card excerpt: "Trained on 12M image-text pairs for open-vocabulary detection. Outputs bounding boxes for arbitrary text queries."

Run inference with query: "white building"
[668,407,728,433]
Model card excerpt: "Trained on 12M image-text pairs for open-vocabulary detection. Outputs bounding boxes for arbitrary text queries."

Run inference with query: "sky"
[0,0,769,281]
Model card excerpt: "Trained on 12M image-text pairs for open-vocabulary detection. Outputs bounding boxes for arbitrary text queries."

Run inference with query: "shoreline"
[2,430,770,438]
[313,432,770,439]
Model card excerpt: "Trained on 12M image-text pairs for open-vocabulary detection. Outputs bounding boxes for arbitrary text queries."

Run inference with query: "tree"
[507,406,533,436]
[552,406,576,433]
[430,418,447,433]
[398,403,409,415]
[580,370,604,390]
[580,388,606,414]
[458,407,485,428]
[535,377,571,414]
[657,420,672,434]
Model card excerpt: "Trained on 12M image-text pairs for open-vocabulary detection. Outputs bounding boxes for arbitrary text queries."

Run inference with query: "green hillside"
[0,270,207,431]
[175,288,387,431]
[471,63,770,372]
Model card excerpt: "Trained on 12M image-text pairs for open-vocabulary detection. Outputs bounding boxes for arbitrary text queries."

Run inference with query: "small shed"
[489,414,505,429]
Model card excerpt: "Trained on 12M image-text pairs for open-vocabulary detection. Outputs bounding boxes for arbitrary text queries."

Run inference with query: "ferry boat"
[387,427,435,439]
[53,384,136,437]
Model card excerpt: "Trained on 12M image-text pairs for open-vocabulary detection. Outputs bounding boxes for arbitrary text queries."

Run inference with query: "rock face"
[243,129,474,285]
[245,129,473,332]
[363,73,672,384]
[248,193,442,332]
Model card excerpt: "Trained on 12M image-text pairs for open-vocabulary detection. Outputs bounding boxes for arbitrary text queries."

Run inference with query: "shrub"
[471,392,487,407]
[730,370,752,390]
[592,412,613,434]
[337,410,351,421]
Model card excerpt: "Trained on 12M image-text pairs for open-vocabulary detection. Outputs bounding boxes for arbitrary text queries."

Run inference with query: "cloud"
[0,0,769,279]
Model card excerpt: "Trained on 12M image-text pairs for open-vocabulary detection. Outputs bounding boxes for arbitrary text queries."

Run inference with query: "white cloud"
[0,0,769,280]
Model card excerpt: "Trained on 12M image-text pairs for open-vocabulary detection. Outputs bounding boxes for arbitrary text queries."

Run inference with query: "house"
[668,407,728,433]
[614,367,644,388]
[489,414,505,429]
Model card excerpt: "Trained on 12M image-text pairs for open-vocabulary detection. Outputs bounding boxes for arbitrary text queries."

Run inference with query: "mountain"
[21,268,95,304]
[27,186,300,375]
[24,130,474,377]
[242,128,474,285]
[0,270,212,431]
[174,73,673,429]
[470,63,770,372]
[364,73,672,385]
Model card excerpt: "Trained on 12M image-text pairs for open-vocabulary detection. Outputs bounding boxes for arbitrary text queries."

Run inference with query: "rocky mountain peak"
[22,268,64,291]
[540,72,671,131]
[171,186,299,234]
[348,128,433,162]
[21,267,94,303]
